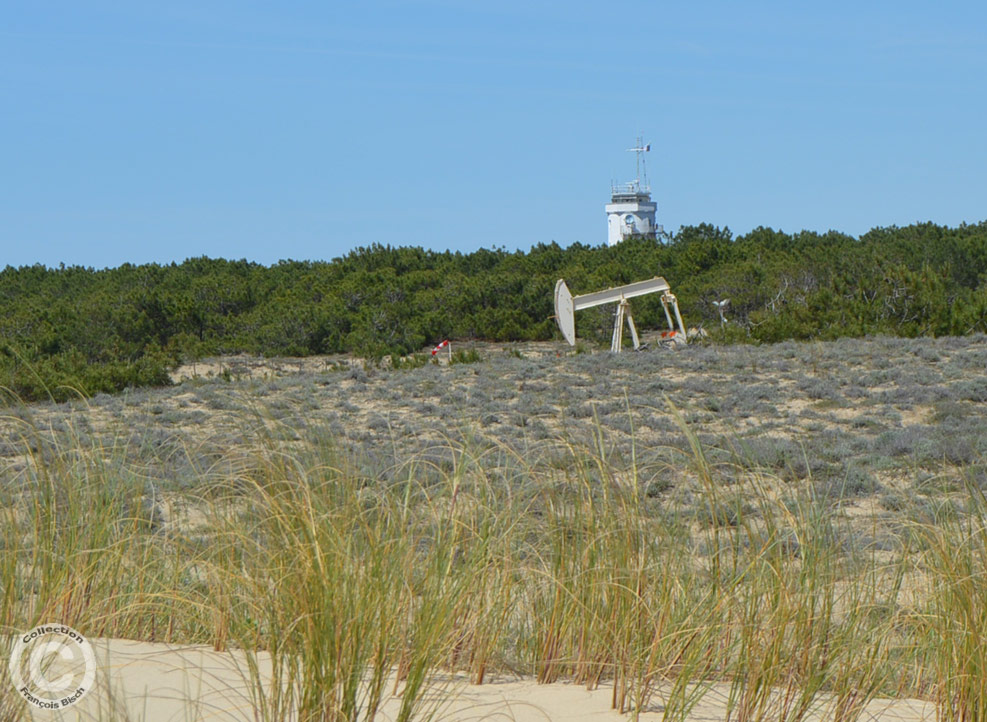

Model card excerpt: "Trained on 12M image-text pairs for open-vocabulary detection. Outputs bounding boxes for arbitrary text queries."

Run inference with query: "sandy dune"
[25,638,935,722]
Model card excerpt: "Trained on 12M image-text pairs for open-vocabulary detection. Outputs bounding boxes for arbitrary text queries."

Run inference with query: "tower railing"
[610,180,651,198]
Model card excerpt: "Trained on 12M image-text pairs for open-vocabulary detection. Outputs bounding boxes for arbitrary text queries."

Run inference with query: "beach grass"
[1,384,984,721]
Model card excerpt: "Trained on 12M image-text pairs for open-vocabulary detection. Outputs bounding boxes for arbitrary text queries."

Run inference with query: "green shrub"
[450,348,482,365]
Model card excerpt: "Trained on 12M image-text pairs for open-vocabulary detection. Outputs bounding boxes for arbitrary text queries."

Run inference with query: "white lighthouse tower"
[606,138,658,246]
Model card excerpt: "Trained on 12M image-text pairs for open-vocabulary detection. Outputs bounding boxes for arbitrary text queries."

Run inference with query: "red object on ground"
[431,340,450,356]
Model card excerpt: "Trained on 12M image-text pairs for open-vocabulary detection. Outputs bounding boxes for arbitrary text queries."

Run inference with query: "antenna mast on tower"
[626,136,651,193]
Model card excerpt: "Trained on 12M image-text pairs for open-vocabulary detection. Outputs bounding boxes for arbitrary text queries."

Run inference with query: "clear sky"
[3,1,985,269]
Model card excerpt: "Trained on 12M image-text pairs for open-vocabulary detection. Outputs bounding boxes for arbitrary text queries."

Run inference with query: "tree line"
[2,221,986,401]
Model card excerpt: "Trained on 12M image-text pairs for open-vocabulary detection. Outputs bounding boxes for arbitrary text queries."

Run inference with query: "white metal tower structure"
[606,137,658,246]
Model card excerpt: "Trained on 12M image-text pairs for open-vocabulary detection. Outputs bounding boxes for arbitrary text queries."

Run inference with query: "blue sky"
[2,1,985,269]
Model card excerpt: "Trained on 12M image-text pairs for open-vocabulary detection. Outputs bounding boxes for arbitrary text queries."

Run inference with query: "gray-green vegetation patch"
[3,335,986,501]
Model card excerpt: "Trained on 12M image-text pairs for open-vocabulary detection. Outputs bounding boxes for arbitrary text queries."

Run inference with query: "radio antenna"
[625,135,651,192]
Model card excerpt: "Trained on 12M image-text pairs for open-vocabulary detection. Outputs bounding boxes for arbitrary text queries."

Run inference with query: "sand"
[21,638,935,722]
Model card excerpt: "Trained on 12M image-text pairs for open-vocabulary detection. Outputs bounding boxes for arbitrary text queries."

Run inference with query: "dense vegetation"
[2,221,986,400]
